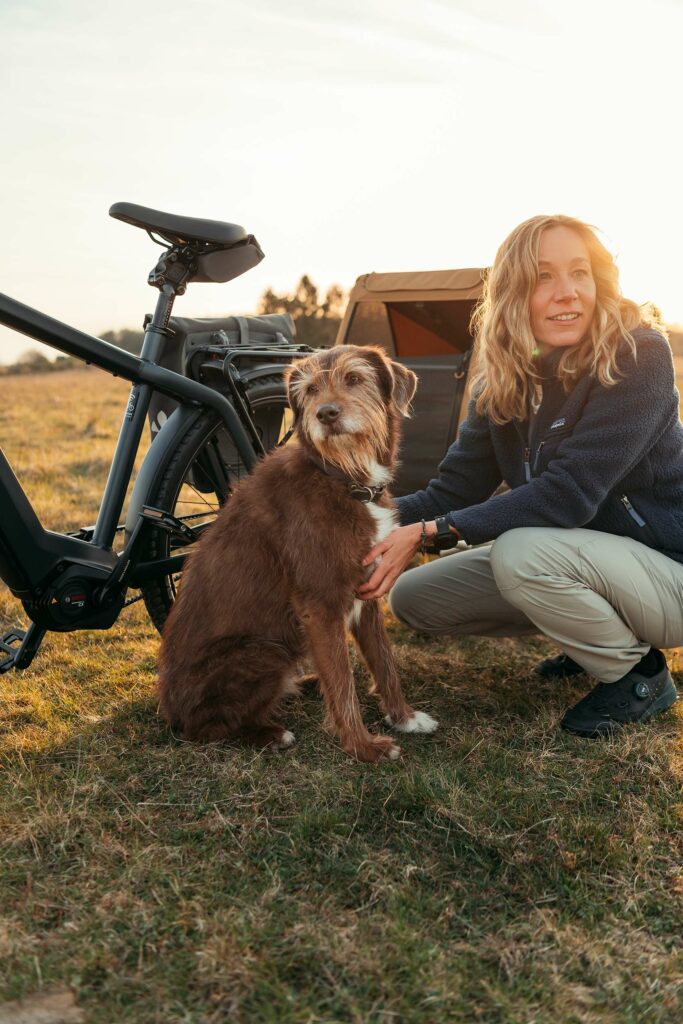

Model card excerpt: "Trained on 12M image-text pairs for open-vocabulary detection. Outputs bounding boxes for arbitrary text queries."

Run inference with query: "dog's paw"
[385,710,438,734]
[270,730,296,751]
[345,733,401,763]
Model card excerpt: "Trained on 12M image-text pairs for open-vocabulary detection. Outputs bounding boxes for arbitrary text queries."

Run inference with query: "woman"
[357,214,682,738]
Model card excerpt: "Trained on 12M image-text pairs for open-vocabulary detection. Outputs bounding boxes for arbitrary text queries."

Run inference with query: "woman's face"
[529,225,597,353]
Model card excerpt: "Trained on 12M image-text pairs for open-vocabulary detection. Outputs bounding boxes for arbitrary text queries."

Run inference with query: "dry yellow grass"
[0,367,149,537]
[0,367,681,1024]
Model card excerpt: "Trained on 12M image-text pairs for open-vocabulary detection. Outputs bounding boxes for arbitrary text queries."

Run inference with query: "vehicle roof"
[348,268,486,302]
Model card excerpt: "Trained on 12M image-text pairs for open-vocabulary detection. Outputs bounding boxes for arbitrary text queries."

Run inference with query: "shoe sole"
[561,674,679,739]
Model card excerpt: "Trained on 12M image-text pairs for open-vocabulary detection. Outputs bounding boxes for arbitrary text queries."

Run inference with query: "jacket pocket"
[619,494,647,528]
[532,425,574,475]
[618,493,660,549]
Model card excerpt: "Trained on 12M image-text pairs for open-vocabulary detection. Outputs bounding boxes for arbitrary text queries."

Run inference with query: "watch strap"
[434,515,463,550]
[434,515,453,545]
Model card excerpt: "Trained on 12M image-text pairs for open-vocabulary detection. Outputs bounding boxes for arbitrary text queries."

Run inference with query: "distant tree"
[1,350,52,374]
[54,355,79,370]
[258,275,347,348]
[0,349,82,375]
[101,328,144,354]
[18,350,51,372]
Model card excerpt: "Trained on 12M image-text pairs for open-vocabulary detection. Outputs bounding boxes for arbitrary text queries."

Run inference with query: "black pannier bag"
[147,312,312,491]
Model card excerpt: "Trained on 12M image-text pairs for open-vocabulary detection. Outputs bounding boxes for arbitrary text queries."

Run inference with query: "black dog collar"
[306,452,386,504]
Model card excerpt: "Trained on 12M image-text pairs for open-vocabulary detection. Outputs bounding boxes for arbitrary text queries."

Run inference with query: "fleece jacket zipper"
[620,494,647,527]
[523,440,547,482]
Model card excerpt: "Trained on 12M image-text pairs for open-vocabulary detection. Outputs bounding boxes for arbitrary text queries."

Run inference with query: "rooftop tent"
[335,268,486,496]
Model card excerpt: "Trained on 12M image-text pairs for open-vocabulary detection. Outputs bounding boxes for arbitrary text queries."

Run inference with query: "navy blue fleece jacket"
[395,328,683,565]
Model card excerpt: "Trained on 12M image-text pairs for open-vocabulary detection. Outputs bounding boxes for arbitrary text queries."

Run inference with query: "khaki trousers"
[388,527,683,683]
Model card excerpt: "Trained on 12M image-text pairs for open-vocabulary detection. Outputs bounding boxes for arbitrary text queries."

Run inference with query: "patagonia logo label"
[550,418,566,430]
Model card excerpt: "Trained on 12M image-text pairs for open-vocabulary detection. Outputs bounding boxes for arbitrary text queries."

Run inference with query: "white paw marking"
[388,744,401,761]
[385,711,439,734]
[274,730,296,749]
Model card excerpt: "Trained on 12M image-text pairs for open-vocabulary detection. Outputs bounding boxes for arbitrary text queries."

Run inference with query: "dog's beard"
[314,431,385,482]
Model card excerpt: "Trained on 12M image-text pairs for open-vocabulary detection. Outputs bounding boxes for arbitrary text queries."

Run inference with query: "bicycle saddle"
[109,202,264,284]
[109,202,248,248]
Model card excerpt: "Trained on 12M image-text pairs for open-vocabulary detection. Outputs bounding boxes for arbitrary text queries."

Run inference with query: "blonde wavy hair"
[469,214,666,424]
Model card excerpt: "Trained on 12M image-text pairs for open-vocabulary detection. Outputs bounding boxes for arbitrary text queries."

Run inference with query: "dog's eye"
[307,384,319,395]
[345,374,361,386]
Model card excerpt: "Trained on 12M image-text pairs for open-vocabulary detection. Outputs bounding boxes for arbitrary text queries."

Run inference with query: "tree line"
[3,276,683,374]
[0,276,346,374]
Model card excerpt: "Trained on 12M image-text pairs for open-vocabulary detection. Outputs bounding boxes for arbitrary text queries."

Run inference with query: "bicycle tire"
[138,376,290,634]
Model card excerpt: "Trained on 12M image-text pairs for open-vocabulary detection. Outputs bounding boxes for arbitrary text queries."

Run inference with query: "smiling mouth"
[548,313,581,322]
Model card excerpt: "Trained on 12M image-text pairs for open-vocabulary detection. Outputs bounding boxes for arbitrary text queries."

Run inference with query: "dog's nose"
[316,404,341,424]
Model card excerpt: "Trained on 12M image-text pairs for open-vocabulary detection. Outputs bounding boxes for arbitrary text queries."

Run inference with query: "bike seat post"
[92,284,180,549]
[92,240,201,549]
[140,239,203,362]
[141,283,177,364]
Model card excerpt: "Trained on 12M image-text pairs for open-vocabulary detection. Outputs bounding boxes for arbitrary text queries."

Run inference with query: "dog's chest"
[347,501,397,629]
[367,502,397,545]
[364,462,396,545]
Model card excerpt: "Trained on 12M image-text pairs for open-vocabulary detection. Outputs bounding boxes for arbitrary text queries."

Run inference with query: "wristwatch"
[433,515,463,551]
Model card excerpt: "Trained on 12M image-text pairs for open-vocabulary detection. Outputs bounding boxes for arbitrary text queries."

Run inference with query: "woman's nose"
[554,276,578,300]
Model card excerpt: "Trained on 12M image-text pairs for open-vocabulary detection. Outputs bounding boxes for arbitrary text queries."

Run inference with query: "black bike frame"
[0,286,258,598]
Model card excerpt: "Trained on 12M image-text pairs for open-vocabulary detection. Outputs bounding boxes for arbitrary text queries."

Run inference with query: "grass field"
[0,368,682,1024]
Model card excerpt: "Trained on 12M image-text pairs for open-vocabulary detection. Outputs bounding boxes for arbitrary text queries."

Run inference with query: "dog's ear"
[358,347,418,417]
[390,361,418,417]
[284,360,307,422]
[357,347,394,404]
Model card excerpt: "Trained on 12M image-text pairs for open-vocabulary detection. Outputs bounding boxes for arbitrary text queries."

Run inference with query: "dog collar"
[348,482,386,503]
[306,453,386,503]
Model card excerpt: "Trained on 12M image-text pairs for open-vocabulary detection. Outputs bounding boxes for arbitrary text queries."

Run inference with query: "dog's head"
[284,345,417,480]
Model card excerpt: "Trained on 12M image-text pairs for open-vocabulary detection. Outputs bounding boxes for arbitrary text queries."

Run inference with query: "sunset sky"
[2,0,682,362]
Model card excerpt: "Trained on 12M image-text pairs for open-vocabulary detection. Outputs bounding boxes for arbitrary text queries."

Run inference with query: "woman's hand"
[356,522,431,601]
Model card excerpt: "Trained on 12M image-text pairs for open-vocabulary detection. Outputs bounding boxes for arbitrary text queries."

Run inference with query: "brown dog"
[156,344,438,762]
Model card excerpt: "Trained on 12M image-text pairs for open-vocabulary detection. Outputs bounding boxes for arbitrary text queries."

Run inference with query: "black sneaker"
[561,649,678,738]
[535,652,586,680]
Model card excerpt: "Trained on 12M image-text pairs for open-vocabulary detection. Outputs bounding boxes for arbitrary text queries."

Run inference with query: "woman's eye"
[538,272,552,282]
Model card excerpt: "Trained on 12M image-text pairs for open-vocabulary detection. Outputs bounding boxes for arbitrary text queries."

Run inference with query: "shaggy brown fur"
[156,344,438,762]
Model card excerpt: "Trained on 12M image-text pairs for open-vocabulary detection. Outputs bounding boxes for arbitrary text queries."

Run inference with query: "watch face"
[436,519,453,547]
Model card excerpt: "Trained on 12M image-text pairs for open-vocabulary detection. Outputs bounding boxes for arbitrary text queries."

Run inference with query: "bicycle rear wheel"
[138,376,290,634]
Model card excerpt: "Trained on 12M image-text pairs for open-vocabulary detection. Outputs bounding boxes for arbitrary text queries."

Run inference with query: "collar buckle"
[348,482,385,503]
[306,451,387,503]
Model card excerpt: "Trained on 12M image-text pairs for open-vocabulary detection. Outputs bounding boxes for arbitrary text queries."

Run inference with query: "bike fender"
[125,404,210,537]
